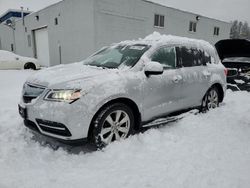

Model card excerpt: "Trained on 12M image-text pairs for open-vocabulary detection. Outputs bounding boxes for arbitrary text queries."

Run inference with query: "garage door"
[34,27,50,67]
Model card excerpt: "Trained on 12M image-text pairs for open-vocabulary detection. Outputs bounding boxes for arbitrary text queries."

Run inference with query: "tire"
[200,87,219,113]
[90,103,134,149]
[24,63,36,70]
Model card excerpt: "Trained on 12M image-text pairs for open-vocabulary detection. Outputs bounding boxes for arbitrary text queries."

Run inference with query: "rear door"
[176,46,209,108]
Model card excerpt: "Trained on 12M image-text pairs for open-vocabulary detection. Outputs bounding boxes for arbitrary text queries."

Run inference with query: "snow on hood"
[26,62,118,88]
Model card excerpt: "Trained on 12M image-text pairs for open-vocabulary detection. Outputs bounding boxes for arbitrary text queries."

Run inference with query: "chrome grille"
[22,83,45,103]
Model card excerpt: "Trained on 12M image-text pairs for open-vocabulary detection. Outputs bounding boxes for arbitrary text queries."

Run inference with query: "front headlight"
[44,89,82,103]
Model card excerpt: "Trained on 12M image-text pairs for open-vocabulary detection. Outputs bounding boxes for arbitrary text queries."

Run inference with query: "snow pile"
[1,70,250,188]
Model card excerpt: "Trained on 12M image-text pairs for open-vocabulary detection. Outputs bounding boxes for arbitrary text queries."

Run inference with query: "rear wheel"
[24,63,36,70]
[90,103,134,149]
[200,87,219,112]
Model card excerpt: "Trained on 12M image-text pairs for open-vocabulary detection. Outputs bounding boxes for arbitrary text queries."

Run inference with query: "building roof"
[0,9,31,23]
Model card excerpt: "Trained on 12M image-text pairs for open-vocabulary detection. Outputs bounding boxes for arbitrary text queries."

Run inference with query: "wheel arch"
[24,62,36,70]
[87,97,141,140]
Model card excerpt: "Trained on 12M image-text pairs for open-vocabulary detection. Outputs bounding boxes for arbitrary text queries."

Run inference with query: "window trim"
[154,14,165,28]
[189,21,197,33]
[213,26,220,36]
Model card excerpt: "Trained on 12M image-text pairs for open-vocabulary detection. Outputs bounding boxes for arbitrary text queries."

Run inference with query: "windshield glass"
[83,44,150,68]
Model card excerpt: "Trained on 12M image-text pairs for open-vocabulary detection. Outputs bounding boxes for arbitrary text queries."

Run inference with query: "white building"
[0,9,31,51]
[0,0,231,67]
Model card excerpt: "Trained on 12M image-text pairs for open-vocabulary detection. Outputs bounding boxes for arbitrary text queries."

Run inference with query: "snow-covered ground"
[1,70,250,188]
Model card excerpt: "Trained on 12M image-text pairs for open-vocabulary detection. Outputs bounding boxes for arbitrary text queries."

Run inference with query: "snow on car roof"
[116,32,215,53]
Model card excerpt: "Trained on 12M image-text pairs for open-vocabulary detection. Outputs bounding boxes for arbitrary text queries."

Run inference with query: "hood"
[215,39,250,61]
[26,62,118,88]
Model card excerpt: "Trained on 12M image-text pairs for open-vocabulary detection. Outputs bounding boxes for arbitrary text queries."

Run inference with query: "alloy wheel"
[207,89,219,109]
[100,110,131,145]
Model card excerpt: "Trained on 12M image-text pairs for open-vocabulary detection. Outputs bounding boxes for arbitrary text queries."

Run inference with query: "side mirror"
[144,61,164,77]
[227,68,238,78]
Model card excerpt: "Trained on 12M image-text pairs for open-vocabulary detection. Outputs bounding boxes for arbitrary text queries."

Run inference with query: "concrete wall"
[94,0,231,49]
[94,0,148,49]
[141,1,231,45]
[0,24,14,51]
[14,0,95,66]
[1,0,231,66]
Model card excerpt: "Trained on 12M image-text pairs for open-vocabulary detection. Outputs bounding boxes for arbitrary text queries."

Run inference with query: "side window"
[176,47,203,67]
[151,47,176,68]
[154,14,165,28]
[203,51,211,64]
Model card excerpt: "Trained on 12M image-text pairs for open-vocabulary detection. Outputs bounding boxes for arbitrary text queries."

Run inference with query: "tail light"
[224,69,228,76]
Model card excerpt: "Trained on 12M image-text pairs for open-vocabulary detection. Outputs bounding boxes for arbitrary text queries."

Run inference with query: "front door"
[142,46,185,122]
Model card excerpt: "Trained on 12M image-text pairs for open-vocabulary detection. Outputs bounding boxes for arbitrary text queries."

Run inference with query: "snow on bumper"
[19,98,93,141]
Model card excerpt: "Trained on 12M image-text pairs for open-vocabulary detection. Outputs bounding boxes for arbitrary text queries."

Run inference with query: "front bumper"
[23,119,88,145]
[18,96,93,141]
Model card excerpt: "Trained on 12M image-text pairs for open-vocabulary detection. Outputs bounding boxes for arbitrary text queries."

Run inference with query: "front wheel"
[200,87,219,112]
[90,103,134,149]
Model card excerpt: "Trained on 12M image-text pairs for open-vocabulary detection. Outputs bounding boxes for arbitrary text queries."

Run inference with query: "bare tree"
[230,20,239,39]
[241,22,250,39]
[230,20,250,39]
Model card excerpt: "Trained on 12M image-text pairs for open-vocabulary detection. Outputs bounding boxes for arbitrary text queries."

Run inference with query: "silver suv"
[18,34,227,148]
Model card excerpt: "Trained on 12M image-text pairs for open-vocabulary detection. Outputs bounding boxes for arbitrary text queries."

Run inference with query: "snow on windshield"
[82,44,149,68]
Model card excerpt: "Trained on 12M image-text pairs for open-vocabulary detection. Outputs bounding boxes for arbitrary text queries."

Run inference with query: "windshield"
[83,44,150,68]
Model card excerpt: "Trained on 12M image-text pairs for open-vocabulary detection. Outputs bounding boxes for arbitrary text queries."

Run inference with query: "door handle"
[172,75,183,83]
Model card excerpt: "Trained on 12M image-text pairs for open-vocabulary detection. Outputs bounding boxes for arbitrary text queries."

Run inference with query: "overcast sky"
[0,0,249,23]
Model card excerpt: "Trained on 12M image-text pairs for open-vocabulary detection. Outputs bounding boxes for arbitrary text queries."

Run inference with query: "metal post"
[21,6,24,25]
[12,26,16,52]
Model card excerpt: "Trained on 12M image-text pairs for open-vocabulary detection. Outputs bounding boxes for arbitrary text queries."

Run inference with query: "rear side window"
[176,47,204,67]
[151,46,176,68]
[203,51,212,64]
